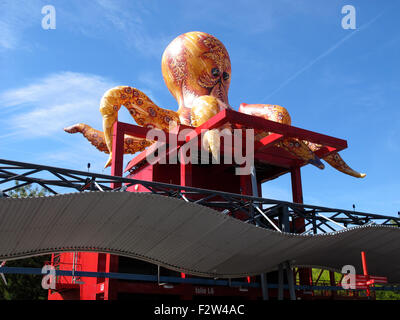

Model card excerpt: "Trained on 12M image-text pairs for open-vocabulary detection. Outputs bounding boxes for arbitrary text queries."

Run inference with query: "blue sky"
[0,0,399,216]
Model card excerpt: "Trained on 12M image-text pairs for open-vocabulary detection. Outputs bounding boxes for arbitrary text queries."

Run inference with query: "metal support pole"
[250,165,268,300]
[260,273,269,300]
[279,205,290,233]
[157,265,163,286]
[312,212,317,234]
[285,261,296,300]
[250,166,259,198]
[278,263,284,300]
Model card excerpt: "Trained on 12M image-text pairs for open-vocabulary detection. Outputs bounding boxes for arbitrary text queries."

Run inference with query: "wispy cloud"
[180,0,320,35]
[0,71,121,171]
[95,0,169,57]
[0,0,46,50]
[61,0,169,57]
[0,71,116,137]
[0,0,168,56]
[261,10,386,101]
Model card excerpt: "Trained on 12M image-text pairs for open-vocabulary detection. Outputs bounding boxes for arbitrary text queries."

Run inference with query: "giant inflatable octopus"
[65,31,365,178]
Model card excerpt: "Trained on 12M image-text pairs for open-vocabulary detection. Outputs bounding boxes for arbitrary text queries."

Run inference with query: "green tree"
[375,287,400,300]
[0,183,51,300]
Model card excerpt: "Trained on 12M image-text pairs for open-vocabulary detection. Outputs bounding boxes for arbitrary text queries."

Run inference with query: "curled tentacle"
[99,86,180,167]
[303,141,366,178]
[64,123,152,155]
[324,153,366,178]
[239,103,324,169]
[279,138,324,169]
[191,95,232,161]
[64,123,109,153]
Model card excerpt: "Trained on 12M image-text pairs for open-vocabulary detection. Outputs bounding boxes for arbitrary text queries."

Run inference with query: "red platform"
[48,109,348,300]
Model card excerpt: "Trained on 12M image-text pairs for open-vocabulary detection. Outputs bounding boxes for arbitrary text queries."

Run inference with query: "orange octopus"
[65,31,365,178]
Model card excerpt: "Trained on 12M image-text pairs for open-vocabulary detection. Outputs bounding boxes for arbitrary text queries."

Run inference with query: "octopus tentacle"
[191,95,232,161]
[64,123,152,155]
[64,123,109,153]
[279,138,324,169]
[303,141,366,178]
[323,153,366,178]
[99,86,180,168]
[239,103,324,169]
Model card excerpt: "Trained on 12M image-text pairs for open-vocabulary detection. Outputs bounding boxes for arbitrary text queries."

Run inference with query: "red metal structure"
[48,109,351,300]
[356,251,388,297]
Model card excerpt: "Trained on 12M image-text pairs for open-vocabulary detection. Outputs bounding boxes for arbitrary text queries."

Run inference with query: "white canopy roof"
[1,192,399,282]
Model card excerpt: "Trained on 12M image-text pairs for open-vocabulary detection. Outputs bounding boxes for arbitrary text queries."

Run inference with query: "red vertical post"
[291,166,303,204]
[79,253,103,300]
[179,133,191,283]
[291,166,313,292]
[107,121,124,299]
[111,121,124,189]
[180,131,192,188]
[240,174,252,195]
[180,153,192,187]
[361,251,371,298]
[361,251,368,276]
[103,255,119,300]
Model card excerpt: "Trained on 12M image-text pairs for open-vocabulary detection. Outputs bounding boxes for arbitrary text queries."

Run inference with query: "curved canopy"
[0,192,399,282]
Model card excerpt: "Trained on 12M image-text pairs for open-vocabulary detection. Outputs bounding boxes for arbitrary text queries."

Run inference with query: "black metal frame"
[1,158,399,234]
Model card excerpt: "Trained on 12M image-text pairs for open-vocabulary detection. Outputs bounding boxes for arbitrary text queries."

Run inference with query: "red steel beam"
[113,121,176,141]
[116,107,348,176]
[123,124,191,173]
[218,109,347,151]
[314,146,337,159]
[186,110,230,141]
[256,153,295,169]
[254,133,284,153]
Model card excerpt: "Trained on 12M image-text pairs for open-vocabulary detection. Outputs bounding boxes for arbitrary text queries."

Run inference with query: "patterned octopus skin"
[303,141,366,178]
[64,31,365,178]
[65,86,180,168]
[239,103,325,169]
[64,123,151,155]
[161,32,232,125]
[238,103,364,177]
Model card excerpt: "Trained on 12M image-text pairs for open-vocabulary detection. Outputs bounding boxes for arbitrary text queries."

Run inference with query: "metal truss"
[1,158,399,234]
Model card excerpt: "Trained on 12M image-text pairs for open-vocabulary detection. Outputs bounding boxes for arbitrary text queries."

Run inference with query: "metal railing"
[1,158,399,235]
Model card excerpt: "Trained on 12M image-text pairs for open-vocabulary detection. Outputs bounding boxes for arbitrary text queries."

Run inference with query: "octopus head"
[161,31,231,124]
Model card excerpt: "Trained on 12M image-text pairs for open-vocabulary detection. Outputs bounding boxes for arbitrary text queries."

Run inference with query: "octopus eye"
[211,68,220,77]
[223,72,230,81]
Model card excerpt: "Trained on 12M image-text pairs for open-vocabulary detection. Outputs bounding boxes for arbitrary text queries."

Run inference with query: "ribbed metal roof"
[1,192,399,282]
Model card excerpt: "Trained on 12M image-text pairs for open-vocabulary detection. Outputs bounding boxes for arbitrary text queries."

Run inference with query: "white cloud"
[95,0,169,57]
[0,20,17,49]
[0,71,116,137]
[0,0,46,50]
[0,0,167,56]
[59,0,168,57]
[260,10,386,101]
[0,71,124,171]
[0,71,171,171]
